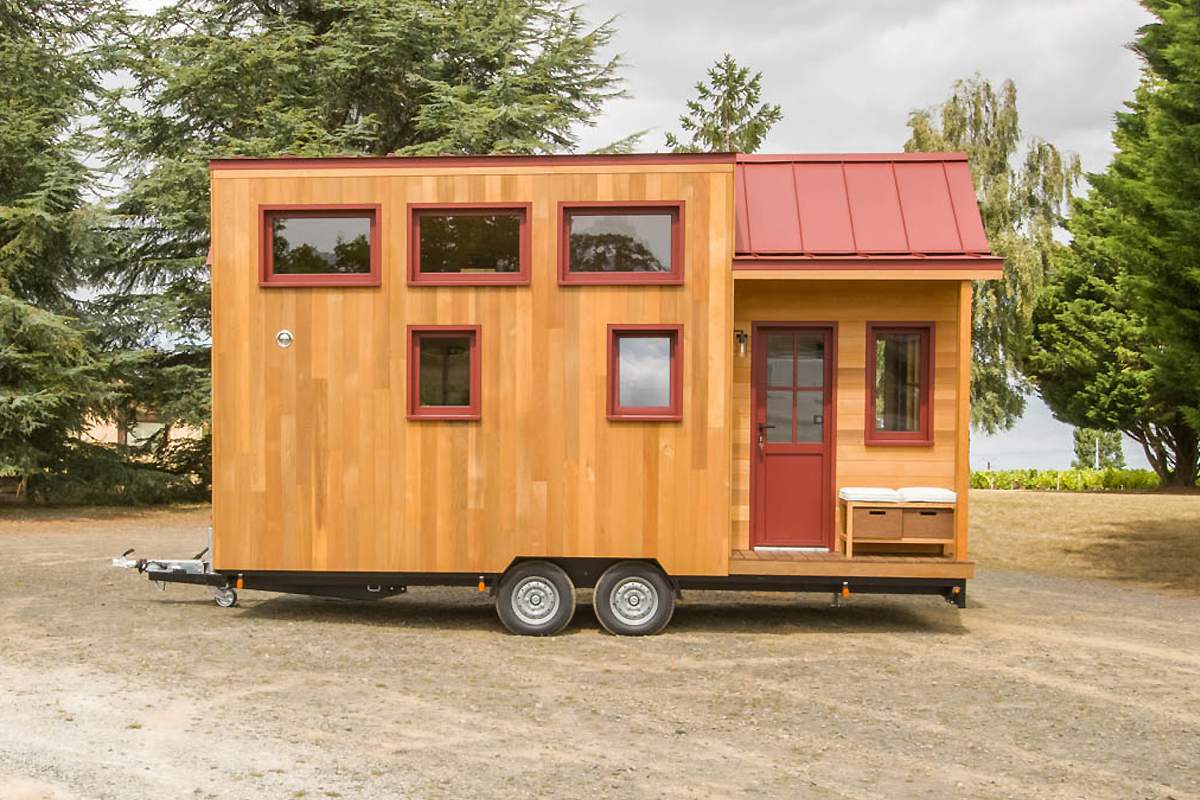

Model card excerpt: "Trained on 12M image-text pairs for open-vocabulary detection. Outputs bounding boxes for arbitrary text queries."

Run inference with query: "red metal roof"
[734,153,992,259]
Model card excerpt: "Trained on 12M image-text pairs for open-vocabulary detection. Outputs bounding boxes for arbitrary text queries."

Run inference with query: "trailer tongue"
[112,547,237,606]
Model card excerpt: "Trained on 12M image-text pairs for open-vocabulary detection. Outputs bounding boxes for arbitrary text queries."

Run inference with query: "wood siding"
[211,164,735,576]
[731,280,966,553]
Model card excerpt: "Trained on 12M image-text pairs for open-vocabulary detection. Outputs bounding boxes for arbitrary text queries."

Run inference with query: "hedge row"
[970,468,1162,492]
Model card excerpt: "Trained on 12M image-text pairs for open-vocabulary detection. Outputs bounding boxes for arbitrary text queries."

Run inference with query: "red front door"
[751,325,835,548]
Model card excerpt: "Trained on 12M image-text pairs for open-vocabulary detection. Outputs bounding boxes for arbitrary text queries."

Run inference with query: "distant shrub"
[970,468,1163,492]
[24,440,209,506]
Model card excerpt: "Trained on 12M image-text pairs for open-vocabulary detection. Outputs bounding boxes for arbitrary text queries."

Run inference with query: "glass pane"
[766,334,794,387]
[617,335,672,408]
[419,336,472,406]
[418,212,521,274]
[766,390,792,443]
[272,215,371,274]
[568,212,673,273]
[874,331,923,432]
[795,334,825,387]
[795,391,824,442]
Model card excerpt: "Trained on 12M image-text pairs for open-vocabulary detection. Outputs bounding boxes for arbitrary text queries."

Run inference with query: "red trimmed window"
[607,325,683,421]
[409,203,531,285]
[866,323,933,445]
[407,326,481,420]
[260,205,381,287]
[559,202,683,285]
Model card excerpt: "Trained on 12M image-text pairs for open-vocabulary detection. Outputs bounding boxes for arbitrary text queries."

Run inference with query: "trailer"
[115,151,999,635]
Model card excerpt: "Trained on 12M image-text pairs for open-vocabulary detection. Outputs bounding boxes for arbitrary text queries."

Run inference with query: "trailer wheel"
[593,561,674,636]
[213,587,238,608]
[495,561,576,636]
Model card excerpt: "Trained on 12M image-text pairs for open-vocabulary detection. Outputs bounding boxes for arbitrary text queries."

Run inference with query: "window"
[607,325,683,421]
[866,323,933,445]
[407,326,481,420]
[260,205,380,287]
[559,203,683,285]
[409,204,531,285]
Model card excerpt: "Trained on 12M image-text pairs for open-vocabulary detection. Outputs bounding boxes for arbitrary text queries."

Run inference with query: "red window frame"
[558,201,684,285]
[259,204,382,287]
[408,202,532,286]
[865,322,934,445]
[606,324,683,421]
[407,325,482,421]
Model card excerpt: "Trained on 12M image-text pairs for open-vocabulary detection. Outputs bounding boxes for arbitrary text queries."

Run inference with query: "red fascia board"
[732,255,1004,269]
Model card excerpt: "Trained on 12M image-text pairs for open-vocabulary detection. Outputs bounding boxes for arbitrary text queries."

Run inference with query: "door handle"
[757,423,776,455]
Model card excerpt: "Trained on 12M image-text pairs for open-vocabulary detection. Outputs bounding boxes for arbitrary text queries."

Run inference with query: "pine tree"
[905,76,1081,433]
[0,1,117,478]
[96,0,626,476]
[665,54,782,153]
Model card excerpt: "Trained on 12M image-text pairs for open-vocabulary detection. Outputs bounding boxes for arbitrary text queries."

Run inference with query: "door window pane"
[795,335,825,387]
[795,391,824,442]
[416,212,522,274]
[766,334,794,387]
[766,390,793,443]
[419,336,473,407]
[568,212,674,273]
[618,335,672,408]
[271,215,372,275]
[874,331,924,432]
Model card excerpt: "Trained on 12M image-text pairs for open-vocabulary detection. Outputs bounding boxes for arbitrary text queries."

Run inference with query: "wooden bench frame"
[837,500,956,559]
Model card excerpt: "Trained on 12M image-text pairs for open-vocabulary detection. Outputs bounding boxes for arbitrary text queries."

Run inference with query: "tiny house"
[137,152,1001,635]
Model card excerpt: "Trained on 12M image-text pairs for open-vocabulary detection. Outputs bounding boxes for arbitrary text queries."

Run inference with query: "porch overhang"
[734,152,1003,280]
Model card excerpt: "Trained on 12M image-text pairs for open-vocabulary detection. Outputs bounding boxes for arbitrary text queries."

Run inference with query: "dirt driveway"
[2,500,1199,800]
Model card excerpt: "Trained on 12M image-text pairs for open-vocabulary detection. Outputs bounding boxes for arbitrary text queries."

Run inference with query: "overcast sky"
[573,0,1154,469]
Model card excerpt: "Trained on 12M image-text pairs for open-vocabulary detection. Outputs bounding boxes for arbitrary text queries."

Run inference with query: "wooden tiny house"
[196,151,1000,634]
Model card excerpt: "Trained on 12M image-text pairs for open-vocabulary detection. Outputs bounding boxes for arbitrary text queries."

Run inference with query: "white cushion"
[838,487,902,503]
[897,486,957,503]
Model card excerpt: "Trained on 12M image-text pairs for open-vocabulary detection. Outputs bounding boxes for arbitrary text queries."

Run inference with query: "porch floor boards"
[728,549,974,579]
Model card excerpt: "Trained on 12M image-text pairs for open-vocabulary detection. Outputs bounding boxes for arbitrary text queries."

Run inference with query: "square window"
[407,326,481,420]
[409,204,530,285]
[607,325,683,421]
[260,205,380,287]
[866,323,933,445]
[559,203,684,285]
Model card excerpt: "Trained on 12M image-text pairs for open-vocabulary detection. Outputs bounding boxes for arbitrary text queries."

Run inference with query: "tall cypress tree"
[1028,1,1200,487]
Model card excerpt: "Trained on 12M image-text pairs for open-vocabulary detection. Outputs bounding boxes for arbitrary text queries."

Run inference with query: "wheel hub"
[511,577,560,626]
[609,578,658,626]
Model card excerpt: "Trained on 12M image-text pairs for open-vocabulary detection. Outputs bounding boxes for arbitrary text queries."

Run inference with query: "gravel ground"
[1,504,1198,800]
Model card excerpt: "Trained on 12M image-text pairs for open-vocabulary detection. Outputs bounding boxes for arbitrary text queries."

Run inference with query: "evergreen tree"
[0,1,117,477]
[1071,428,1125,470]
[906,76,1081,433]
[665,54,782,153]
[97,0,626,474]
[1028,2,1200,487]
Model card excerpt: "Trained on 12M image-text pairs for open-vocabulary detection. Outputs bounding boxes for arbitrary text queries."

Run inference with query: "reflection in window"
[418,336,473,407]
[873,329,925,433]
[618,335,672,408]
[271,215,372,275]
[609,327,682,420]
[416,211,522,275]
[566,210,675,274]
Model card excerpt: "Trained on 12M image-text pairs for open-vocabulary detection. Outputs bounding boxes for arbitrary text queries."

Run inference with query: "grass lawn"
[971,488,1200,594]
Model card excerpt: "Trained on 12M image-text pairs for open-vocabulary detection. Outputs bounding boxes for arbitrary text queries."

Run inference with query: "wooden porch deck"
[729,549,974,579]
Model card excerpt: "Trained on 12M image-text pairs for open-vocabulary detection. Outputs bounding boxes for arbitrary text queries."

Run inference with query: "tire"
[495,561,576,636]
[213,587,238,608]
[593,561,674,636]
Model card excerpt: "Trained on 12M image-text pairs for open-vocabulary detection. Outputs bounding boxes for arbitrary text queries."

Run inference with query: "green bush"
[970,468,1164,492]
[24,440,209,506]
